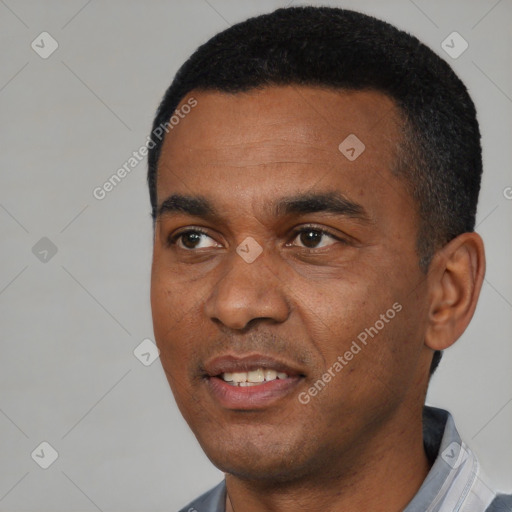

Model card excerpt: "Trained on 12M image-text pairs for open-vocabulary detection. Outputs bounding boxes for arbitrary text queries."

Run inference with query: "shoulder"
[487,493,512,512]
[177,481,226,512]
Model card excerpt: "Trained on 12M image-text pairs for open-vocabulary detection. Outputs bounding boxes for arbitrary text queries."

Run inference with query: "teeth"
[264,369,277,381]
[220,368,289,386]
[247,369,265,383]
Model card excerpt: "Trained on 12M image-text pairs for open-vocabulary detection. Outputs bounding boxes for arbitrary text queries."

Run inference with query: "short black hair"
[147,6,483,376]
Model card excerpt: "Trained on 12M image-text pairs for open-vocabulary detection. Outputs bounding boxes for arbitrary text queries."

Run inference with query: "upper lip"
[203,354,304,377]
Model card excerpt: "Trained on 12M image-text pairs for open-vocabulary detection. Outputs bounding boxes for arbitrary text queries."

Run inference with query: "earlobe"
[424,232,485,351]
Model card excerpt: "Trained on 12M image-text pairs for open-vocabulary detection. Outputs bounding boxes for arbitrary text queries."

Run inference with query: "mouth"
[203,354,305,410]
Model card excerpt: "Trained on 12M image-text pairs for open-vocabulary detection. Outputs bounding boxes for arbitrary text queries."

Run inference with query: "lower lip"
[207,376,302,410]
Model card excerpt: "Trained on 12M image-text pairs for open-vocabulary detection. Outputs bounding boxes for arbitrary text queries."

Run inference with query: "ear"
[424,232,485,351]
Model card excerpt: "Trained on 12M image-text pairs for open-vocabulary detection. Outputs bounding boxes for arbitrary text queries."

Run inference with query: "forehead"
[155,86,410,222]
[159,86,401,160]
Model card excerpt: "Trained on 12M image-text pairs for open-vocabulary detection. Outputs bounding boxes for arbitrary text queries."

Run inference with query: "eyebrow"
[156,192,369,222]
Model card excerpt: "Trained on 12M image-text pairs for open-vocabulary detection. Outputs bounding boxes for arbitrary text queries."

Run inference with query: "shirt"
[178,406,512,511]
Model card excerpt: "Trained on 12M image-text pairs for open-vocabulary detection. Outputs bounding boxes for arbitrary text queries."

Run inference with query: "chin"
[195,427,317,483]
[212,455,307,484]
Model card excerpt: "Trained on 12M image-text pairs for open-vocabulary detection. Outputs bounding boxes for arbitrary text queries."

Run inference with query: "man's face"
[151,86,433,482]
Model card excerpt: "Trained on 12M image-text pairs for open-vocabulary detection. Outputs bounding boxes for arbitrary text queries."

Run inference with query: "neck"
[225,406,431,512]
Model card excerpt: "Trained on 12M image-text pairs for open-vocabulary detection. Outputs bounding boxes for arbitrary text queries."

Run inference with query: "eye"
[288,226,341,249]
[170,229,220,250]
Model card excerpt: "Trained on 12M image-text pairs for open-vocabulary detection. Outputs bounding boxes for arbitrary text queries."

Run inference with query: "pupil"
[183,232,200,248]
[301,230,321,247]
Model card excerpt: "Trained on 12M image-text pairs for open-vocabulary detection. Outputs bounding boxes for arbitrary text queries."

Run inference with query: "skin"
[150,86,485,511]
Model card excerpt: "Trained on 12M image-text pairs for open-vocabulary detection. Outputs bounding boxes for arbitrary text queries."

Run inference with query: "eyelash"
[167,225,346,250]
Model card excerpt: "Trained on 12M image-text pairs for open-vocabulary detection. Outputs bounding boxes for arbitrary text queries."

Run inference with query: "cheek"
[296,268,417,390]
[151,277,204,420]
[297,275,378,347]
[150,262,195,373]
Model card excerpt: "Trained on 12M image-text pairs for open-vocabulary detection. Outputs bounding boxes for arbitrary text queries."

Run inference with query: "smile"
[203,354,304,409]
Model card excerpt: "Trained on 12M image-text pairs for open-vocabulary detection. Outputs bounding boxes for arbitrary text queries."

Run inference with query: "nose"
[204,246,291,330]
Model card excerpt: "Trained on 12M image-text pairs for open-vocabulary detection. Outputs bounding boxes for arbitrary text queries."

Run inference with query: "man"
[147,6,511,511]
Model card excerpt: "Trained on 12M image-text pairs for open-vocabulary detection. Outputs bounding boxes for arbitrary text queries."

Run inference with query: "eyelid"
[171,226,210,238]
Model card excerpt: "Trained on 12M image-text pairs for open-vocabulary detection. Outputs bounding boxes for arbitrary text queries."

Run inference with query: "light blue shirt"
[178,406,512,511]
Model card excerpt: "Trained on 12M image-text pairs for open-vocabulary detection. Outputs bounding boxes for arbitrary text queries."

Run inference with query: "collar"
[404,406,495,512]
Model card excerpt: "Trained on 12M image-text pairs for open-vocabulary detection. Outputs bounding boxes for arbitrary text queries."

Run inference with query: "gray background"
[0,0,511,510]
